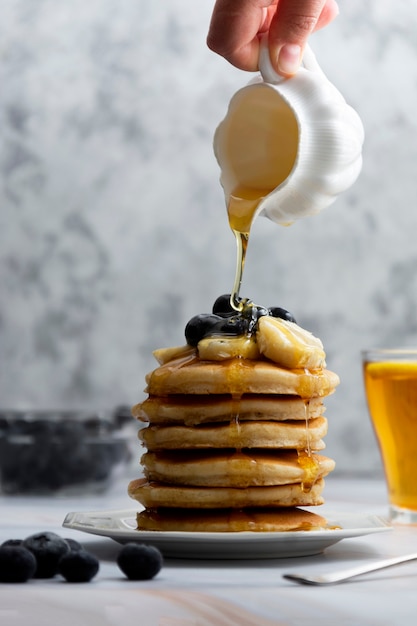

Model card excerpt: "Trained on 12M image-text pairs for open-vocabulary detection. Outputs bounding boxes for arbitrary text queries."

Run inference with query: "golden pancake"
[145,356,340,398]
[142,450,335,488]
[136,506,329,532]
[134,394,326,425]
[129,477,326,508]
[139,417,327,451]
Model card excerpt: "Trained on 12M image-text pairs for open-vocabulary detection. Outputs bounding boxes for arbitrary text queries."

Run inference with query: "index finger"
[207,0,278,72]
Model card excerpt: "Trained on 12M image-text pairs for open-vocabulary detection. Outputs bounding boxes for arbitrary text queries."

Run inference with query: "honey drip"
[229,394,242,452]
[228,393,256,462]
[298,399,320,493]
[231,228,249,311]
[297,451,320,493]
[227,187,265,311]
[303,399,312,457]
[295,367,332,401]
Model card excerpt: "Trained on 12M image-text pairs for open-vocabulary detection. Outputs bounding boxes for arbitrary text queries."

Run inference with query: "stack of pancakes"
[128,317,339,532]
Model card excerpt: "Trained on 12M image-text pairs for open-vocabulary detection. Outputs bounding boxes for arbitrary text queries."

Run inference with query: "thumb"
[268,0,339,76]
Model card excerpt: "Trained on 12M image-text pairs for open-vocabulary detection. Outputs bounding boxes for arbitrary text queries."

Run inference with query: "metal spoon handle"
[283,552,417,586]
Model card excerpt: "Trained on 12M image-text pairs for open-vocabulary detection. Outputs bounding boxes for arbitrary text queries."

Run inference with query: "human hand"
[207,0,339,77]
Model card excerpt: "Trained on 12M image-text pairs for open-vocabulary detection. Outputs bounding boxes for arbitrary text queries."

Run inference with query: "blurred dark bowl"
[0,407,135,495]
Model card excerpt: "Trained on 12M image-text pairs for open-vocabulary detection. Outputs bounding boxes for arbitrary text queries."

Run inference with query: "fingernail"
[277,44,302,75]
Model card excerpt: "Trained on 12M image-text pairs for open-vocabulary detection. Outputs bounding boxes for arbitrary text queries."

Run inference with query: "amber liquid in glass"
[364,360,417,511]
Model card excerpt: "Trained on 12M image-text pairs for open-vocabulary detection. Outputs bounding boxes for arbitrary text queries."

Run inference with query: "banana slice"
[153,345,196,365]
[256,316,326,370]
[197,335,260,361]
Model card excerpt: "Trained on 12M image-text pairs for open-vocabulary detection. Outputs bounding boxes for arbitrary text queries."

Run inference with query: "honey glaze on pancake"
[134,394,326,424]
[227,395,323,492]
[145,352,199,392]
[128,477,326,508]
[139,418,327,451]
[141,449,334,489]
[231,381,326,493]
[136,506,329,532]
[147,358,337,398]
[150,355,256,392]
[295,366,336,399]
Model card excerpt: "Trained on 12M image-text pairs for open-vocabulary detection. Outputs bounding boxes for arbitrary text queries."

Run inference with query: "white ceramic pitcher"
[214,39,364,226]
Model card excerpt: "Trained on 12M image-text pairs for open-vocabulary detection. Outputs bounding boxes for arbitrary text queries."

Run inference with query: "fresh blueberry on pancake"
[268,306,297,324]
[212,293,239,316]
[185,313,223,346]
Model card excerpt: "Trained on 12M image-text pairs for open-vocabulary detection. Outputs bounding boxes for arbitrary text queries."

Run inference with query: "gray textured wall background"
[1,0,417,474]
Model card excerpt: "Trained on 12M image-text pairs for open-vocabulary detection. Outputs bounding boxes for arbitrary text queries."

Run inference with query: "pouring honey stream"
[227,186,263,312]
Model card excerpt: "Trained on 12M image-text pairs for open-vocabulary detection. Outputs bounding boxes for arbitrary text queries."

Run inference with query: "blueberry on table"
[117,543,163,580]
[23,531,70,578]
[268,307,297,324]
[58,550,99,583]
[64,538,83,552]
[185,314,223,346]
[0,546,37,583]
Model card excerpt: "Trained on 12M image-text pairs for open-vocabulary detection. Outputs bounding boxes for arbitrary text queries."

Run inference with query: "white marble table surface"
[1,476,417,626]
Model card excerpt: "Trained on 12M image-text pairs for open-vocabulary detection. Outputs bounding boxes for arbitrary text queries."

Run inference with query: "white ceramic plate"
[63,509,391,559]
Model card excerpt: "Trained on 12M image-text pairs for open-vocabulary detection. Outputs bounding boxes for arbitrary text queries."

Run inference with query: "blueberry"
[58,550,99,583]
[0,546,37,583]
[268,307,297,324]
[117,543,163,580]
[212,294,240,317]
[1,539,23,548]
[240,304,268,330]
[23,531,70,578]
[64,538,83,552]
[185,314,223,347]
[213,315,248,336]
[254,305,269,319]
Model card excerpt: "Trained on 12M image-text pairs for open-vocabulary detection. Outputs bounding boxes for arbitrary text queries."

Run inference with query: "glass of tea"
[363,349,417,523]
